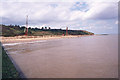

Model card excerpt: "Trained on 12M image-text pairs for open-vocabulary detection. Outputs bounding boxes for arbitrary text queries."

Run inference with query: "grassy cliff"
[0,24,94,37]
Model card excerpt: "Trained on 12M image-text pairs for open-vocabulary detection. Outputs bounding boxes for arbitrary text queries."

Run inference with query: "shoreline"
[1,35,94,44]
[1,35,117,78]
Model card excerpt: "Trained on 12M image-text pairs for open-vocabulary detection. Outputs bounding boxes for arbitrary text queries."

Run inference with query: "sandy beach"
[1,35,91,44]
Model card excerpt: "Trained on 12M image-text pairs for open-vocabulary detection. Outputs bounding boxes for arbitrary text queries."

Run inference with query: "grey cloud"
[85,2,118,20]
[0,2,118,34]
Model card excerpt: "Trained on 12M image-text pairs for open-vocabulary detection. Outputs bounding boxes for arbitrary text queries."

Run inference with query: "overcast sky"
[0,0,119,34]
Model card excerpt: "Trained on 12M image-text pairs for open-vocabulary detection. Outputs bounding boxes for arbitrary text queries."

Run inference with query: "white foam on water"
[3,43,22,46]
[2,40,47,46]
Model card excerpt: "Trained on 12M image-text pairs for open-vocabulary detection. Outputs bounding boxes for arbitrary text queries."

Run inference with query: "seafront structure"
[66,27,68,36]
[25,15,28,36]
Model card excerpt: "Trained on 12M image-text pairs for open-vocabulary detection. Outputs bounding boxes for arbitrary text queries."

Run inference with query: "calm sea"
[3,35,118,78]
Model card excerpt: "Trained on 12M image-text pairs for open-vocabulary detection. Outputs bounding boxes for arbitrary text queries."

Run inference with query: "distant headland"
[0,24,94,37]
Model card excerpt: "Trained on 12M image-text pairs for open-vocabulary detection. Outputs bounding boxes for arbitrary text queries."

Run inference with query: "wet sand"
[2,35,118,78]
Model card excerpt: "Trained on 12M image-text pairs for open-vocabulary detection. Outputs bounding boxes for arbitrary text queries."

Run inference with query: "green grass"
[2,45,20,79]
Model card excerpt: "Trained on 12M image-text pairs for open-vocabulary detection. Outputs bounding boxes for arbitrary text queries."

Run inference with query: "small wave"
[26,40,47,44]
[3,43,22,46]
[2,40,47,46]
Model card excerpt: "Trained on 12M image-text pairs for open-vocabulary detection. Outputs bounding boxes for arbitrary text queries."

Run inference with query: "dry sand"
[1,35,91,43]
